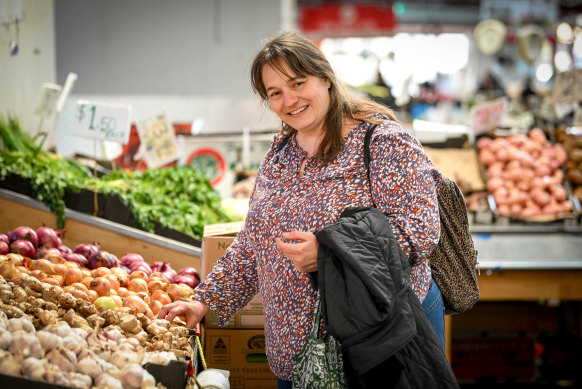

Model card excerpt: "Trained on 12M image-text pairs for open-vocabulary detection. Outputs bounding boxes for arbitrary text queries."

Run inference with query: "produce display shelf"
[0,188,202,270]
[469,223,582,271]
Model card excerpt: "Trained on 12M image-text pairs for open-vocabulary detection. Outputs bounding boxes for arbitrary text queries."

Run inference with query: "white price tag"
[136,110,179,168]
[72,100,132,144]
[470,97,507,135]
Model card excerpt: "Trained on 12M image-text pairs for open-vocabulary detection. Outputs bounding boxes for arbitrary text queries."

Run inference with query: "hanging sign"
[136,110,179,168]
[552,69,582,104]
[470,97,507,135]
[72,100,132,144]
[300,3,396,37]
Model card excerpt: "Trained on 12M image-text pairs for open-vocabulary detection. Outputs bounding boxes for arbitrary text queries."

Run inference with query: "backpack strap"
[363,123,378,205]
[276,134,292,153]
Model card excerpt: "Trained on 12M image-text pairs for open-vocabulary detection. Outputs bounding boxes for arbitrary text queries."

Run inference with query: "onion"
[9,226,38,247]
[57,244,72,255]
[122,295,149,314]
[63,253,88,268]
[150,262,177,283]
[10,239,36,258]
[36,226,62,248]
[178,267,200,281]
[174,274,199,289]
[73,243,100,260]
[63,267,83,285]
[0,233,9,244]
[0,241,9,255]
[90,277,112,297]
[87,251,119,269]
[33,247,61,260]
[120,253,144,266]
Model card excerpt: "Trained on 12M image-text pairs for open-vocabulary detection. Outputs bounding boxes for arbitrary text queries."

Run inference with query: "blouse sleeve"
[368,121,441,266]
[192,226,259,326]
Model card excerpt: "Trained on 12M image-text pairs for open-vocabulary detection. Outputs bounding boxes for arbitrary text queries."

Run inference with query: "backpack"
[364,123,479,314]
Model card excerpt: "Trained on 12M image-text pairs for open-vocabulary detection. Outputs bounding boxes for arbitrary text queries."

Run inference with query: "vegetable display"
[477,128,573,220]
[0,114,232,239]
[0,224,203,388]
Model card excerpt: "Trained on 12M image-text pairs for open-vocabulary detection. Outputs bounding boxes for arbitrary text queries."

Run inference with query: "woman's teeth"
[290,106,307,115]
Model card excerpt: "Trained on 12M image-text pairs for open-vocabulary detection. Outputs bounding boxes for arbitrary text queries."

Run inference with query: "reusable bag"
[363,123,479,314]
[292,294,347,389]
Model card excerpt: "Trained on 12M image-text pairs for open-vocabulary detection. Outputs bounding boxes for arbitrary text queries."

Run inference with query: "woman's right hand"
[156,299,209,328]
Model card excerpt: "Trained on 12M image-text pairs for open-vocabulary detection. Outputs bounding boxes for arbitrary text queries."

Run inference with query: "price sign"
[470,97,507,135]
[553,69,582,104]
[136,110,179,168]
[73,100,132,144]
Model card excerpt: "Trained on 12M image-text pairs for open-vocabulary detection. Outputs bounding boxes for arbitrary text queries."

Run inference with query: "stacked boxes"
[201,222,276,388]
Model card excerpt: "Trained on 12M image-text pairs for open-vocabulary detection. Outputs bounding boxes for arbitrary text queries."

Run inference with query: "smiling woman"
[157,30,450,388]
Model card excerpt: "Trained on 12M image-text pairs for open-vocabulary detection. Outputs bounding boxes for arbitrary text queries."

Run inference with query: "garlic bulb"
[36,330,63,353]
[118,363,156,389]
[45,345,78,372]
[76,355,103,379]
[142,350,177,365]
[0,329,12,350]
[109,349,143,369]
[21,357,46,381]
[7,317,35,332]
[10,330,42,358]
[68,372,93,389]
[94,372,123,389]
[0,352,22,376]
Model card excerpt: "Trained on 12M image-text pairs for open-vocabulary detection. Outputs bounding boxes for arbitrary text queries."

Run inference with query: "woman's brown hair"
[250,30,398,163]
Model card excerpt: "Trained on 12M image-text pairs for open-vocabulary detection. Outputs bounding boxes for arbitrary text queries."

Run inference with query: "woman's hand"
[276,231,319,273]
[156,299,209,328]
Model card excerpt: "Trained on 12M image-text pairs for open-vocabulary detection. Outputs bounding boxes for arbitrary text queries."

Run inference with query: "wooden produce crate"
[0,189,201,271]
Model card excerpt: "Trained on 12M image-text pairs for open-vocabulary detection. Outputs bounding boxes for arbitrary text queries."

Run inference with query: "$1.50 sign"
[73,100,132,144]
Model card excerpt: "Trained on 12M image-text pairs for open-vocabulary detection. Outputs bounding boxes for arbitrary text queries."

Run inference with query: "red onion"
[73,242,100,260]
[0,234,9,245]
[120,253,144,267]
[63,252,88,267]
[132,263,152,275]
[87,250,119,269]
[34,247,62,259]
[150,261,177,283]
[10,239,36,257]
[0,241,9,255]
[178,267,200,281]
[9,226,38,247]
[36,226,62,248]
[57,244,72,255]
[174,273,199,289]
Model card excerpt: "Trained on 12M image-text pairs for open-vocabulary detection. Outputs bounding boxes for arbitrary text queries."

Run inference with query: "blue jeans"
[277,378,292,389]
[422,276,445,350]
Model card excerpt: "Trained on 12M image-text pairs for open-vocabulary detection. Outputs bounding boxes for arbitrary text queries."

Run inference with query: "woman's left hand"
[275,231,319,273]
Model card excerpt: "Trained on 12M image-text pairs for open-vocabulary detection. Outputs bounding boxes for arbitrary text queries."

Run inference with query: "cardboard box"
[202,222,265,328]
[205,328,276,389]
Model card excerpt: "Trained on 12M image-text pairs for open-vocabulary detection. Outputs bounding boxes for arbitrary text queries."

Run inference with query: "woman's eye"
[295,81,305,87]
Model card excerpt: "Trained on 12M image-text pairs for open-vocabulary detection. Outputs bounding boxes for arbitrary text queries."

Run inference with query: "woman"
[157,31,444,388]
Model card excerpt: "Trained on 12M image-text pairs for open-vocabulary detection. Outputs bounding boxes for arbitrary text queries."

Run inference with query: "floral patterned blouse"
[192,118,442,381]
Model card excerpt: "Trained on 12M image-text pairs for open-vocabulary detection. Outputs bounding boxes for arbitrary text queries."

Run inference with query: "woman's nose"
[282,90,298,107]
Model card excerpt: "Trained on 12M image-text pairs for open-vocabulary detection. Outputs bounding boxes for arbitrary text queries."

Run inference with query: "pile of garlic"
[0,275,193,388]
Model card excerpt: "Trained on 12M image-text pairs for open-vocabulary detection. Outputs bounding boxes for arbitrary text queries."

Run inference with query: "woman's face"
[262,60,330,136]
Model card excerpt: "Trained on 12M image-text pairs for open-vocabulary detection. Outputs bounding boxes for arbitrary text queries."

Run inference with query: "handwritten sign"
[136,110,179,168]
[470,97,506,135]
[553,69,582,104]
[72,100,131,143]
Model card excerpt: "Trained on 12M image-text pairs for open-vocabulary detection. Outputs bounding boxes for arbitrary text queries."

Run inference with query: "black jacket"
[314,207,459,389]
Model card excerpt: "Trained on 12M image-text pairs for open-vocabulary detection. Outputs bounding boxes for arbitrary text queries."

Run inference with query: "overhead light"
[556,22,574,44]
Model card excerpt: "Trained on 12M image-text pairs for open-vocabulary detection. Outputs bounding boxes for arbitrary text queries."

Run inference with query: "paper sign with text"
[552,69,582,104]
[136,110,179,168]
[470,97,507,135]
[73,100,132,144]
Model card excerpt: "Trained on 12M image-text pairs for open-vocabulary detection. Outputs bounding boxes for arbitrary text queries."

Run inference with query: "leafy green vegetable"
[0,114,232,239]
